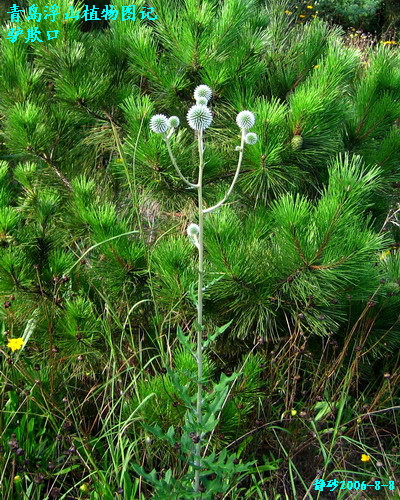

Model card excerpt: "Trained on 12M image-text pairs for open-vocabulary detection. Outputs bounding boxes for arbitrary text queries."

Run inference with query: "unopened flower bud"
[196,97,208,105]
[168,116,180,128]
[245,132,258,145]
[187,223,200,249]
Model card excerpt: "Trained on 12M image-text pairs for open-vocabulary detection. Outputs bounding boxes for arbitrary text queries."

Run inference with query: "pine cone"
[291,135,303,151]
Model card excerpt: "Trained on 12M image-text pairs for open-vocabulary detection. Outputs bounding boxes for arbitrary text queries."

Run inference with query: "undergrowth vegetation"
[0,0,399,498]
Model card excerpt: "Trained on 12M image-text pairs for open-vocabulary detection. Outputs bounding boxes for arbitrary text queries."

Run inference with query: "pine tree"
[0,0,399,497]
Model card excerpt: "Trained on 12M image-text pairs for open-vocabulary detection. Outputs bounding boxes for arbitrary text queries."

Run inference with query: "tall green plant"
[133,86,258,498]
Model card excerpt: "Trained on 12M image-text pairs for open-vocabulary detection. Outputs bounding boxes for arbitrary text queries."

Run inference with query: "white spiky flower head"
[187,105,213,130]
[194,84,212,103]
[168,116,180,128]
[150,114,169,134]
[196,97,208,106]
[236,110,256,130]
[245,132,258,145]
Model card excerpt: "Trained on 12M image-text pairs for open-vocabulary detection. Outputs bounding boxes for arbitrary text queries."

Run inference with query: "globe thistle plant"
[236,110,256,130]
[245,132,258,145]
[168,116,180,129]
[196,97,208,106]
[193,84,212,103]
[149,114,169,134]
[149,85,257,497]
[187,105,213,131]
[187,223,200,249]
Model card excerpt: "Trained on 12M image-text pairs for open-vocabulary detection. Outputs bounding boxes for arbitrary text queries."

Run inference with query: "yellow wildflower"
[379,249,391,260]
[285,10,292,15]
[307,5,313,8]
[291,409,297,416]
[299,14,306,18]
[7,338,24,352]
[361,454,371,462]
[311,14,317,18]
[14,475,22,483]
[313,64,320,69]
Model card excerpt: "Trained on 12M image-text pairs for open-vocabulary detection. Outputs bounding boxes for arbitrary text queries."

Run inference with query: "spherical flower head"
[236,110,255,130]
[168,116,180,128]
[187,223,199,237]
[150,114,169,134]
[187,105,213,130]
[194,84,212,102]
[245,132,258,145]
[187,223,200,249]
[7,337,24,352]
[196,97,208,106]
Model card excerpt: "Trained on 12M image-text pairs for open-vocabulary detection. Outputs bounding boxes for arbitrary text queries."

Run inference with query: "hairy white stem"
[203,129,246,213]
[164,135,198,188]
[194,129,204,496]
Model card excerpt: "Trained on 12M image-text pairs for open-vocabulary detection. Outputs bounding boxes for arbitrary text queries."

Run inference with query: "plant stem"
[203,130,246,214]
[164,136,198,188]
[194,129,204,495]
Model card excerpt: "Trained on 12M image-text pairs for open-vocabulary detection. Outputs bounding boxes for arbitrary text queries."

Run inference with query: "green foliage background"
[0,0,399,498]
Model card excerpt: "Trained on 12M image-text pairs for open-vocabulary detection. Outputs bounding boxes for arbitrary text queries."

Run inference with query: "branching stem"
[164,136,198,188]
[193,129,247,496]
[204,130,246,213]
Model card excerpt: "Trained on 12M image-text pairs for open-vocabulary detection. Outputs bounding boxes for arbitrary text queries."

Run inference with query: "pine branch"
[310,199,346,264]
[28,147,72,190]
[290,224,308,265]
[9,270,66,310]
[308,255,350,270]
[77,101,123,128]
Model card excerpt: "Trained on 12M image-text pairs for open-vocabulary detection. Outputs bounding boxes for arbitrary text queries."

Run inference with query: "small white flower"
[150,114,169,134]
[187,223,199,237]
[196,97,208,106]
[187,223,200,249]
[194,84,212,102]
[187,105,213,130]
[235,146,242,151]
[245,132,258,145]
[168,116,180,128]
[236,110,255,130]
